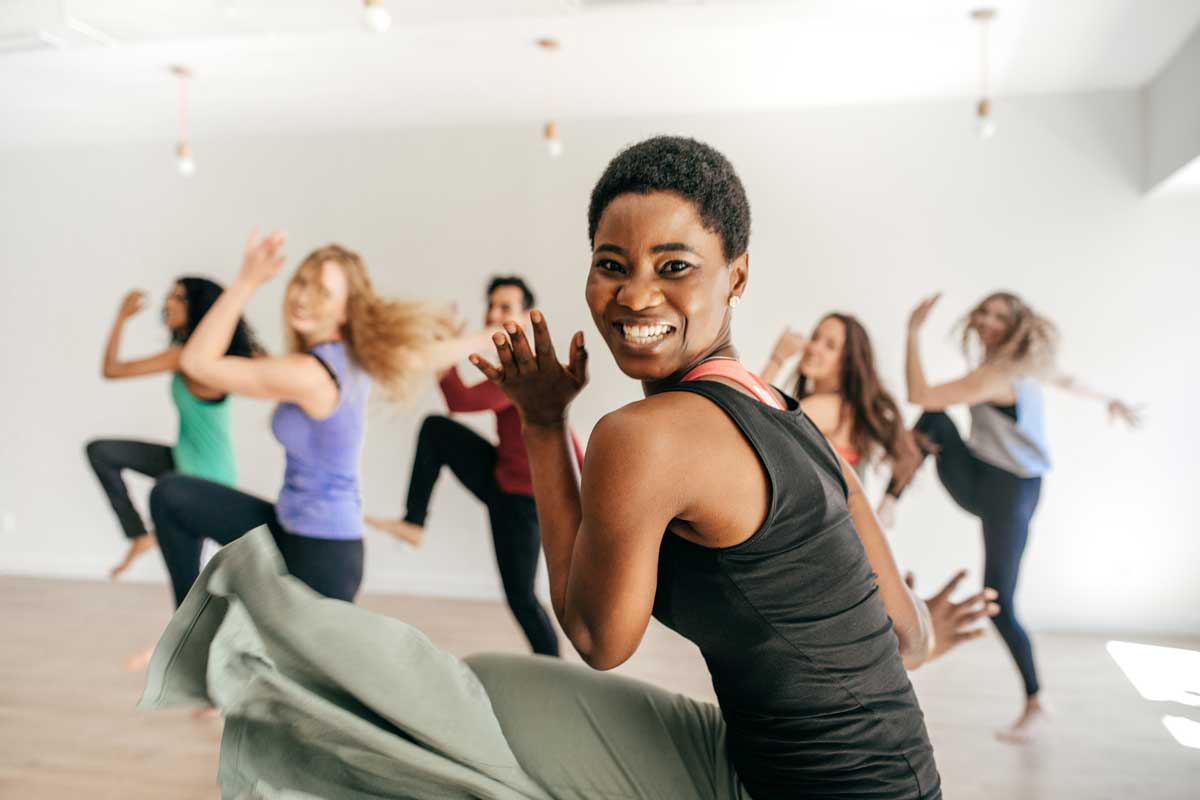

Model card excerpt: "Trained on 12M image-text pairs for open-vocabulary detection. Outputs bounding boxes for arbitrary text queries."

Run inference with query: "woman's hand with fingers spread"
[1107,399,1144,428]
[239,228,288,288]
[471,310,588,427]
[909,569,1000,662]
[907,293,942,335]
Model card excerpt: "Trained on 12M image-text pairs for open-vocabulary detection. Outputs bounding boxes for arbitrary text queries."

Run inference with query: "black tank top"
[653,380,941,799]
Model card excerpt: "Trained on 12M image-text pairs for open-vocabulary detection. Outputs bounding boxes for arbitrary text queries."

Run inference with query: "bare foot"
[110,533,158,579]
[364,516,425,547]
[123,644,155,673]
[995,696,1052,744]
[191,707,221,720]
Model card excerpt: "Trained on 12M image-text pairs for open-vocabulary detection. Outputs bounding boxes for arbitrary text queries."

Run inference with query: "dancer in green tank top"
[85,277,260,579]
[169,371,236,485]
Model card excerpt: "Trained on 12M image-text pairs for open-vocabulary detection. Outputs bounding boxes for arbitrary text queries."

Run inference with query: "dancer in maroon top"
[368,276,582,656]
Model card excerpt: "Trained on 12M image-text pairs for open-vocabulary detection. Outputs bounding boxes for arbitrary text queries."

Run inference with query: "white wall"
[2,91,1197,636]
[1144,20,1200,192]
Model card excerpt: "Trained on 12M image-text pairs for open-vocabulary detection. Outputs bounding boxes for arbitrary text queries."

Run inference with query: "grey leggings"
[141,529,749,800]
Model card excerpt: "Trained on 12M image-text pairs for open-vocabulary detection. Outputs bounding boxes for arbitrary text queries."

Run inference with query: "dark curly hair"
[171,277,262,359]
[587,136,751,261]
[487,275,535,309]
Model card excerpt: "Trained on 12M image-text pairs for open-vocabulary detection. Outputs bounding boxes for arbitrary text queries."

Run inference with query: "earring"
[728,296,741,309]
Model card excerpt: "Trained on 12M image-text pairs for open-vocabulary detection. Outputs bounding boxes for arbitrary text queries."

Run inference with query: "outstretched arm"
[906,293,1010,410]
[839,455,999,668]
[101,290,181,379]
[1049,371,1143,427]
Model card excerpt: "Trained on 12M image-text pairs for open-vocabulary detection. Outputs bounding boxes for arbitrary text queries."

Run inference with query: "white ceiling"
[2,0,1199,148]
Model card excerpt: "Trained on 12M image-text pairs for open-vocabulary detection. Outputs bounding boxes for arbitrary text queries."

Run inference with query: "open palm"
[471,311,588,427]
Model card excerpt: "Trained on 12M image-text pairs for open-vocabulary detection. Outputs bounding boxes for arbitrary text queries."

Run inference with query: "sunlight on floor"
[1107,640,1200,750]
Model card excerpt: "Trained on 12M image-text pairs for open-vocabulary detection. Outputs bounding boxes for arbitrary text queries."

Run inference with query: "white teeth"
[620,323,672,343]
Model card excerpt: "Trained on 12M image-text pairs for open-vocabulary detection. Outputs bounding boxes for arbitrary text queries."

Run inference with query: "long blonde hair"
[959,291,1058,376]
[285,244,453,403]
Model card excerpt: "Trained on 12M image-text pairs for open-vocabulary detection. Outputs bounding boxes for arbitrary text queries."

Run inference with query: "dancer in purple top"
[149,230,455,605]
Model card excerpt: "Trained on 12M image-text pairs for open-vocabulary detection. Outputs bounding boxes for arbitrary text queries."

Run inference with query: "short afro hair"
[587,136,751,261]
[487,275,535,309]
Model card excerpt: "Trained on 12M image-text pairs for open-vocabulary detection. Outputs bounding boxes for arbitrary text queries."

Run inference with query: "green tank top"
[171,372,236,486]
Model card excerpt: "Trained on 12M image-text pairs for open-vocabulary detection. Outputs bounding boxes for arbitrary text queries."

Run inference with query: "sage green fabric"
[139,528,749,800]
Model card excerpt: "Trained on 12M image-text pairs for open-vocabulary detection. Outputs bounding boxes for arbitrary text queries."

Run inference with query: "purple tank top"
[271,341,370,540]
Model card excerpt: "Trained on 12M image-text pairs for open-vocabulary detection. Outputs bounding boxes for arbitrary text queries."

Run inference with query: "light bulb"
[975,98,995,140]
[543,121,563,159]
[976,114,996,140]
[176,141,196,176]
[363,0,391,33]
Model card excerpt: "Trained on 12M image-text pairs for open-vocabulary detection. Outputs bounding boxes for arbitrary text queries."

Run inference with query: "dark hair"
[171,277,262,358]
[486,275,535,309]
[795,313,916,465]
[588,136,751,261]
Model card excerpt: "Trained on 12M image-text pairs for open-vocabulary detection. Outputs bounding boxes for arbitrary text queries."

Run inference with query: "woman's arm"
[907,364,1011,411]
[839,457,934,668]
[1049,371,1143,426]
[427,326,503,375]
[761,326,807,384]
[525,409,682,670]
[101,290,181,379]
[839,456,999,668]
[180,230,336,416]
[905,294,1009,410]
[473,314,682,670]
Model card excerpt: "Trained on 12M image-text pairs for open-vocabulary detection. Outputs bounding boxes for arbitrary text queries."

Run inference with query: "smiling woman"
[466,136,966,798]
[136,136,1005,800]
[584,136,750,382]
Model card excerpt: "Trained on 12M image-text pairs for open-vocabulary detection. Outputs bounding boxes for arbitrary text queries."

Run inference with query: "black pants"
[914,411,1042,697]
[405,415,559,657]
[149,474,364,608]
[85,439,175,539]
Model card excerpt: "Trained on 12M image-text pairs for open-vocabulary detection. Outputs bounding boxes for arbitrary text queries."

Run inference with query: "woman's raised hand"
[907,293,942,334]
[239,228,288,288]
[117,290,147,319]
[770,326,808,363]
[471,310,588,427]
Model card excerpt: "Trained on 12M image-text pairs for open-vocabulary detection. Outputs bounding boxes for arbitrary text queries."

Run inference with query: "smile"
[614,321,676,345]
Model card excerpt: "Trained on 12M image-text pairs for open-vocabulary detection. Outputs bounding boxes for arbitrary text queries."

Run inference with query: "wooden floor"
[1,575,1197,799]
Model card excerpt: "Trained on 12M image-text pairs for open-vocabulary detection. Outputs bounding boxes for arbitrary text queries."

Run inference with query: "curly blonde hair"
[959,291,1058,376]
[285,245,453,403]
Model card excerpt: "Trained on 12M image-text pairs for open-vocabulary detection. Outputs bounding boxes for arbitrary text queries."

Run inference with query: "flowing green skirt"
[139,527,748,800]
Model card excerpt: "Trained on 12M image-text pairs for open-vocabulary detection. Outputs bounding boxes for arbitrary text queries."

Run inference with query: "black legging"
[149,474,363,607]
[405,415,559,657]
[85,439,175,539]
[906,411,1042,697]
